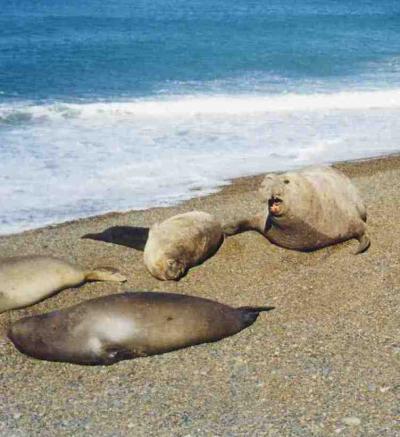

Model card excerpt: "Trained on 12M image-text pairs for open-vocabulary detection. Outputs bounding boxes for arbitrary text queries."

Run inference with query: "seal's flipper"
[222,221,243,236]
[237,306,275,327]
[82,226,149,251]
[84,267,127,282]
[222,213,267,236]
[354,234,370,254]
[102,346,136,365]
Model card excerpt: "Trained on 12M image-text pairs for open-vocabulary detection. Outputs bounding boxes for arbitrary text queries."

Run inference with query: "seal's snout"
[81,232,101,240]
[268,194,284,216]
[238,306,275,327]
[165,259,186,281]
[7,320,27,352]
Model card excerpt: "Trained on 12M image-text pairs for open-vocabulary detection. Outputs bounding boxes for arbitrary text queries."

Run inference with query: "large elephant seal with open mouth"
[144,211,223,280]
[8,291,274,365]
[0,255,126,313]
[223,166,370,253]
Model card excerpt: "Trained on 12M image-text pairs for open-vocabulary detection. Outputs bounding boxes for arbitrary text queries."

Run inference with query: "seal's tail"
[238,306,275,313]
[237,306,275,327]
[84,267,127,283]
[355,234,370,254]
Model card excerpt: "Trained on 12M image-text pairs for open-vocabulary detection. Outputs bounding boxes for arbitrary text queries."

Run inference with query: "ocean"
[1,0,400,234]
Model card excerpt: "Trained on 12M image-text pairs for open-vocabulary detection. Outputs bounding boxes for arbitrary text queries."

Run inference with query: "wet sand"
[0,155,399,436]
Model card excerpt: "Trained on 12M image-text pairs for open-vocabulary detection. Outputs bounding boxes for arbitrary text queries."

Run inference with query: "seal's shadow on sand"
[82,226,149,251]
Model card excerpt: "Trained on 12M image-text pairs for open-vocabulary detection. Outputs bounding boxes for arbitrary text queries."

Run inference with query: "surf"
[2,89,400,125]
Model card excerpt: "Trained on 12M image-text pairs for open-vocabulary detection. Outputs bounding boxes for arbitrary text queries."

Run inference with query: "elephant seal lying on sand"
[144,211,223,280]
[0,256,126,313]
[8,291,274,365]
[223,166,370,253]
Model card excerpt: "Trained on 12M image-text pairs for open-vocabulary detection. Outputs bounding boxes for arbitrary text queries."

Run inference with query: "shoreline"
[2,151,400,240]
[0,151,399,435]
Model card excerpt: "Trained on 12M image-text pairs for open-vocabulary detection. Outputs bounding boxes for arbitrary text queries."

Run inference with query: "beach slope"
[0,156,399,436]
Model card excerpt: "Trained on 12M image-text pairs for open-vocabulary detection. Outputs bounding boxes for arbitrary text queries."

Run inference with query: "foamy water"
[1,89,400,235]
[2,0,399,235]
[2,89,400,121]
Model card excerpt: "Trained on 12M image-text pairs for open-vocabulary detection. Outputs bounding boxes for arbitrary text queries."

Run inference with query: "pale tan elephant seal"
[223,166,370,253]
[144,211,223,280]
[0,255,126,313]
[8,291,274,365]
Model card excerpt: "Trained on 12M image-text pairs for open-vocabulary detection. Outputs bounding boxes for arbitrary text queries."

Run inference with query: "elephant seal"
[144,211,223,280]
[8,292,274,365]
[223,166,370,253]
[0,255,126,313]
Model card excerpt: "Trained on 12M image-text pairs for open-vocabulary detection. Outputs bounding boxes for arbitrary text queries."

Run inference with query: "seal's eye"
[284,179,290,184]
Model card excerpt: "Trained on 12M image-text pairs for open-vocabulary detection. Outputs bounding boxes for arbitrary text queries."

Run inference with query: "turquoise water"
[1,0,400,233]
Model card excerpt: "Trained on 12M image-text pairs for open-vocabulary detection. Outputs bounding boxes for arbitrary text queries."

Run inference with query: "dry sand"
[0,155,399,436]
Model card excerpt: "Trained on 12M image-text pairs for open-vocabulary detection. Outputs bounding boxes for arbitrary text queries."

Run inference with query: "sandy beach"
[0,155,399,436]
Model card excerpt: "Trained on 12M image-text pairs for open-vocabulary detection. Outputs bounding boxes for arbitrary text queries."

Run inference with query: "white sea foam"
[1,89,400,234]
[2,89,400,123]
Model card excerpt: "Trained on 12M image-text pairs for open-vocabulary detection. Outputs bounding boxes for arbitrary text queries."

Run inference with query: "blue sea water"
[1,0,400,234]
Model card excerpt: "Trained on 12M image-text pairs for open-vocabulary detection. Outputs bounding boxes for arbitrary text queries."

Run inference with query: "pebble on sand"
[342,417,361,426]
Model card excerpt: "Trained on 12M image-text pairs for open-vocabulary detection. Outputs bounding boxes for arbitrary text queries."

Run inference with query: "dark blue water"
[1,0,400,234]
[2,0,400,101]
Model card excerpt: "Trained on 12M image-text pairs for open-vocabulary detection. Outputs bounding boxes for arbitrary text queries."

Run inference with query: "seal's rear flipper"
[85,267,127,283]
[354,234,370,254]
[82,226,149,251]
[237,306,275,326]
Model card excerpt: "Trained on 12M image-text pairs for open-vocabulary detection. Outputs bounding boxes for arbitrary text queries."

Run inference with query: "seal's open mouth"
[268,196,283,216]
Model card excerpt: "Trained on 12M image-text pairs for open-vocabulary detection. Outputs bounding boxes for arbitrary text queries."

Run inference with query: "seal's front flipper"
[102,345,136,365]
[82,226,149,251]
[222,213,267,236]
[222,220,244,236]
[354,234,370,254]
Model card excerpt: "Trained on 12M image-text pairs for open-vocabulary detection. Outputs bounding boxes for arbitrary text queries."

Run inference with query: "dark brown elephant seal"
[144,211,223,280]
[8,292,273,365]
[223,166,370,253]
[0,256,126,313]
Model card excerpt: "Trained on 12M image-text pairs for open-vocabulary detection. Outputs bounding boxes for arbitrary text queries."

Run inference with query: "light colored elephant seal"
[8,291,274,365]
[223,166,370,253]
[0,255,126,313]
[144,211,223,280]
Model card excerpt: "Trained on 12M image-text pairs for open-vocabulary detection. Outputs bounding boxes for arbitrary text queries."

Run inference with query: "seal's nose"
[7,319,27,350]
